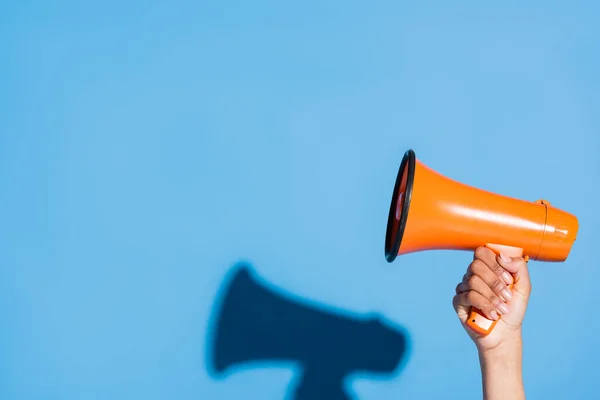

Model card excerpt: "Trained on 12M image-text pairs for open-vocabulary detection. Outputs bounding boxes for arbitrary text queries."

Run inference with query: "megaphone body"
[385,149,578,335]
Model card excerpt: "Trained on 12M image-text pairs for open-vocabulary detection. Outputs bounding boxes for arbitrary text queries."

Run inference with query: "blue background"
[2,1,599,399]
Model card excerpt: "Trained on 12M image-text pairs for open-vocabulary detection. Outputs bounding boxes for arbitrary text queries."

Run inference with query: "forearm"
[478,334,525,400]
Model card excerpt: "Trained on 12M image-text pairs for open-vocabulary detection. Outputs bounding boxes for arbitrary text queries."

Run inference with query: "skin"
[453,246,532,400]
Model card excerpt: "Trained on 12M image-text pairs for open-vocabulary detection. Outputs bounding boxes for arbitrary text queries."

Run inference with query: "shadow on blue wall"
[205,261,411,399]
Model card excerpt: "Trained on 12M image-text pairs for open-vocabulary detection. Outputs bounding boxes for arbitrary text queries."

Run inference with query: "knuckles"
[474,246,490,260]
[467,274,480,288]
[470,259,485,273]
[465,291,477,303]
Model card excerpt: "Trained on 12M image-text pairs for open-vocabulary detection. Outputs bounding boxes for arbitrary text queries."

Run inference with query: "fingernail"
[501,288,512,301]
[501,271,513,284]
[497,303,509,315]
[490,310,499,320]
[500,253,512,263]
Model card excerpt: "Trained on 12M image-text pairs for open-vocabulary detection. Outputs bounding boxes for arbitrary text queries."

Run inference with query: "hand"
[452,246,532,352]
[452,246,531,400]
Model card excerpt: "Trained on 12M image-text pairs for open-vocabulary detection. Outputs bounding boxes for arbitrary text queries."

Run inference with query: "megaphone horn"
[384,149,578,335]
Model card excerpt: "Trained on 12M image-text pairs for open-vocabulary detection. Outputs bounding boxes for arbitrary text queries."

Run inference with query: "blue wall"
[2,1,598,399]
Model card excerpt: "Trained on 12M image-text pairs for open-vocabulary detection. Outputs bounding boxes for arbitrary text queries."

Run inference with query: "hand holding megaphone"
[452,245,532,349]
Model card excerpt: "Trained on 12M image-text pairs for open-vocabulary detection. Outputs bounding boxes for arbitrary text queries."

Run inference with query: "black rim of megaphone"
[384,149,416,263]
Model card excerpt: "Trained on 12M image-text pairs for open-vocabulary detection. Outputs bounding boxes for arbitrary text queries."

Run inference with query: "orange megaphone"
[384,149,578,335]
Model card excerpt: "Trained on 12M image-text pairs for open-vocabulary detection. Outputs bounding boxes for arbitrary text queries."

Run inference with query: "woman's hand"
[453,246,531,351]
[452,246,532,400]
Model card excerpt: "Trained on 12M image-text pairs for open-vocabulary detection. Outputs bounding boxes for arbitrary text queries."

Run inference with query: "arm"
[479,336,524,400]
[453,246,531,399]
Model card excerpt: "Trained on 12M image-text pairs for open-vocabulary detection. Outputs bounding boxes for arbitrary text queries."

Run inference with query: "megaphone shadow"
[205,262,411,400]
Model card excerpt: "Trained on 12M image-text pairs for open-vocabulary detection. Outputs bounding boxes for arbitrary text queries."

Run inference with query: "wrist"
[478,330,523,358]
[479,335,523,372]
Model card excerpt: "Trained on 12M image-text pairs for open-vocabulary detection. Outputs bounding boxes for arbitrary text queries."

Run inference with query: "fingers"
[473,246,515,286]
[496,253,531,296]
[474,245,531,296]
[453,290,500,321]
[455,269,510,319]
[453,246,526,321]
[462,258,514,303]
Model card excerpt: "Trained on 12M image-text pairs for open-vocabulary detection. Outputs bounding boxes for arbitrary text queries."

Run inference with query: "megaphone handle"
[466,243,526,336]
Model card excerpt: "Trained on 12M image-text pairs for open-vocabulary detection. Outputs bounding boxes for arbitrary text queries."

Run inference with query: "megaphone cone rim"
[385,149,416,263]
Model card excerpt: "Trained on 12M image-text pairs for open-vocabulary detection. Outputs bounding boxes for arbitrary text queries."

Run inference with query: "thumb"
[497,253,531,297]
